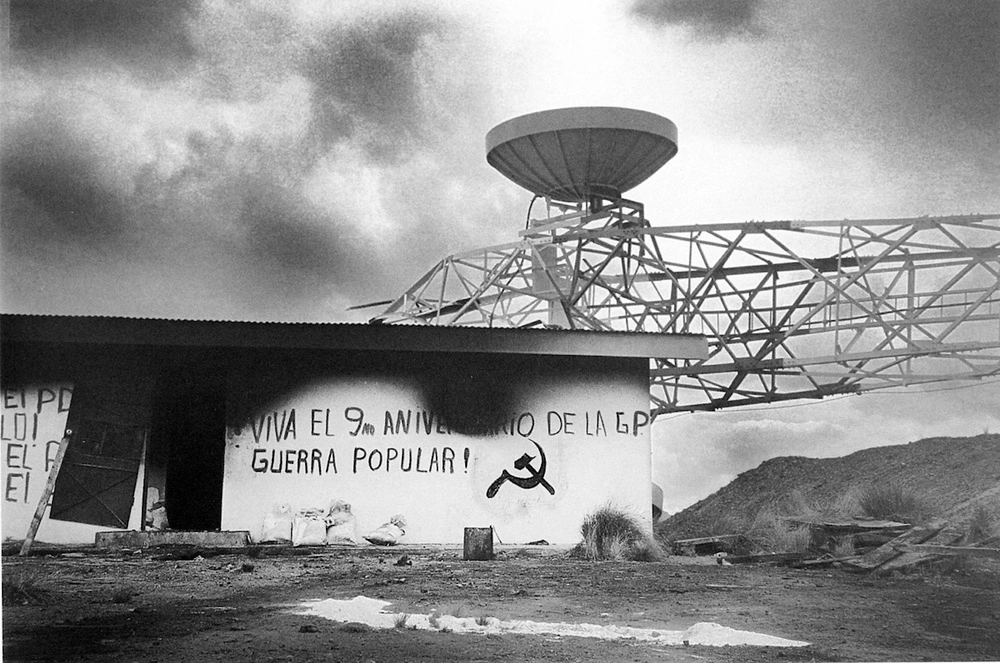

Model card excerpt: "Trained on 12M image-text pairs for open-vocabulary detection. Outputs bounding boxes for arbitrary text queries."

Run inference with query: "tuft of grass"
[573,506,666,562]
[393,613,410,629]
[2,568,52,606]
[830,536,856,558]
[428,611,441,629]
[858,481,932,524]
[437,602,472,618]
[965,505,997,544]
[748,512,812,554]
[112,584,136,604]
[475,614,491,627]
[779,488,861,523]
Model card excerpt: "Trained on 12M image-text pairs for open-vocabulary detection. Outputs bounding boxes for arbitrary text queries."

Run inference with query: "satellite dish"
[486,107,678,203]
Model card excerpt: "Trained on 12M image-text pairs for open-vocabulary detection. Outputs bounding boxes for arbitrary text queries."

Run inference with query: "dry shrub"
[858,481,932,524]
[572,506,666,562]
[748,511,812,554]
[779,488,861,522]
[779,489,824,520]
[695,512,740,538]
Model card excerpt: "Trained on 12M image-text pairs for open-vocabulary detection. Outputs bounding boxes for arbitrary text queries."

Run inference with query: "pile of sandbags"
[258,501,407,546]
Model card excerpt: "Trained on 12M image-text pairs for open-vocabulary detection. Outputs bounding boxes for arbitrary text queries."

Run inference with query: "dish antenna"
[486,107,677,211]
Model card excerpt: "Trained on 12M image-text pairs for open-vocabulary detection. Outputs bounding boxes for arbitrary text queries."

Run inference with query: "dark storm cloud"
[238,178,357,278]
[9,0,198,79]
[1,110,130,241]
[132,124,376,303]
[809,0,1000,197]
[630,0,765,38]
[1,2,500,320]
[890,0,1000,133]
[302,12,444,163]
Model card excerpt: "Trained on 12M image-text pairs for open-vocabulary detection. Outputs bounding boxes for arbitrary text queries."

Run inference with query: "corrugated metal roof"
[0,314,708,360]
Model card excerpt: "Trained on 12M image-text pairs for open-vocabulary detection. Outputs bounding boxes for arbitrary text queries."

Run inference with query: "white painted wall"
[0,384,145,544]
[222,362,652,544]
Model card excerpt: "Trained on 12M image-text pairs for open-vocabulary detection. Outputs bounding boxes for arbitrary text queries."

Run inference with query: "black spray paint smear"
[418,355,525,437]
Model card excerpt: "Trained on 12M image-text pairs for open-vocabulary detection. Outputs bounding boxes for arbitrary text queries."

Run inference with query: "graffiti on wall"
[233,405,650,489]
[2,385,73,506]
[486,440,554,498]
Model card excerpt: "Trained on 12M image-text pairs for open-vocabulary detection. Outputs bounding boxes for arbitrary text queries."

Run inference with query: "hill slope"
[657,433,1000,541]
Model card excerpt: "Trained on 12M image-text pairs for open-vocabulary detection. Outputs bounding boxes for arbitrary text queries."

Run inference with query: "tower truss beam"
[376,201,1000,418]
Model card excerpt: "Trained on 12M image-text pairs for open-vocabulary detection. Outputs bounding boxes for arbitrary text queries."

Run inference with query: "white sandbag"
[325,500,359,545]
[293,507,327,547]
[260,502,293,543]
[364,514,407,546]
[145,487,169,531]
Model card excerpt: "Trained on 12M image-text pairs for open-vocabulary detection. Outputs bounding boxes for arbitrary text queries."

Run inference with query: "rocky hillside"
[657,434,1000,542]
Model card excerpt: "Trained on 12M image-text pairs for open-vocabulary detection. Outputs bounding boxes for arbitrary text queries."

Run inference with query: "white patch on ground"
[296,596,810,647]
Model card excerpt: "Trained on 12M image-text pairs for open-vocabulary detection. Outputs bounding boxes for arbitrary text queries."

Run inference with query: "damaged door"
[49,365,155,529]
[49,423,146,528]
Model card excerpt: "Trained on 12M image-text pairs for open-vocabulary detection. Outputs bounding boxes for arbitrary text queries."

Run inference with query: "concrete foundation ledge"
[95,530,251,550]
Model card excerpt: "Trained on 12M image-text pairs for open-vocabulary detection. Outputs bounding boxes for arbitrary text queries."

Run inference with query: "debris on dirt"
[526,539,549,545]
[727,552,808,565]
[298,624,319,633]
[848,518,951,572]
[793,554,860,569]
[673,534,752,557]
[875,522,964,574]
[5,547,999,661]
[899,544,1000,559]
[394,555,412,566]
[791,517,912,554]
[150,545,221,561]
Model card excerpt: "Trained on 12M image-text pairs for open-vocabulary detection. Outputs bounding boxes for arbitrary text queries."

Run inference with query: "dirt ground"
[3,544,999,662]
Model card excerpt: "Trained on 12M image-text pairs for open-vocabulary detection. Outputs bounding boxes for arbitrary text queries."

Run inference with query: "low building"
[1,314,705,545]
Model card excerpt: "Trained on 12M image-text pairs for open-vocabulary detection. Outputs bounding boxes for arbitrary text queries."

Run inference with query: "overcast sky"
[4,0,999,513]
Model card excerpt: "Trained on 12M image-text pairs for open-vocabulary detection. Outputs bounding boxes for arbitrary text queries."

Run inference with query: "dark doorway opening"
[153,353,227,531]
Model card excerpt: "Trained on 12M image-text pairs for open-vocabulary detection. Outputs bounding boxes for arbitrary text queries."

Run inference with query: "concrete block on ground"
[95,530,251,550]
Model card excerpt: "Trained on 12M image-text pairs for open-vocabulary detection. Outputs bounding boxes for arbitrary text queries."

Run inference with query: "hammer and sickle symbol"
[486,439,555,498]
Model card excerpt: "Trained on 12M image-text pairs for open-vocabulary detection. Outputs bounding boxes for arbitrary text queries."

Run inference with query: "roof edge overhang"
[0,314,708,361]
